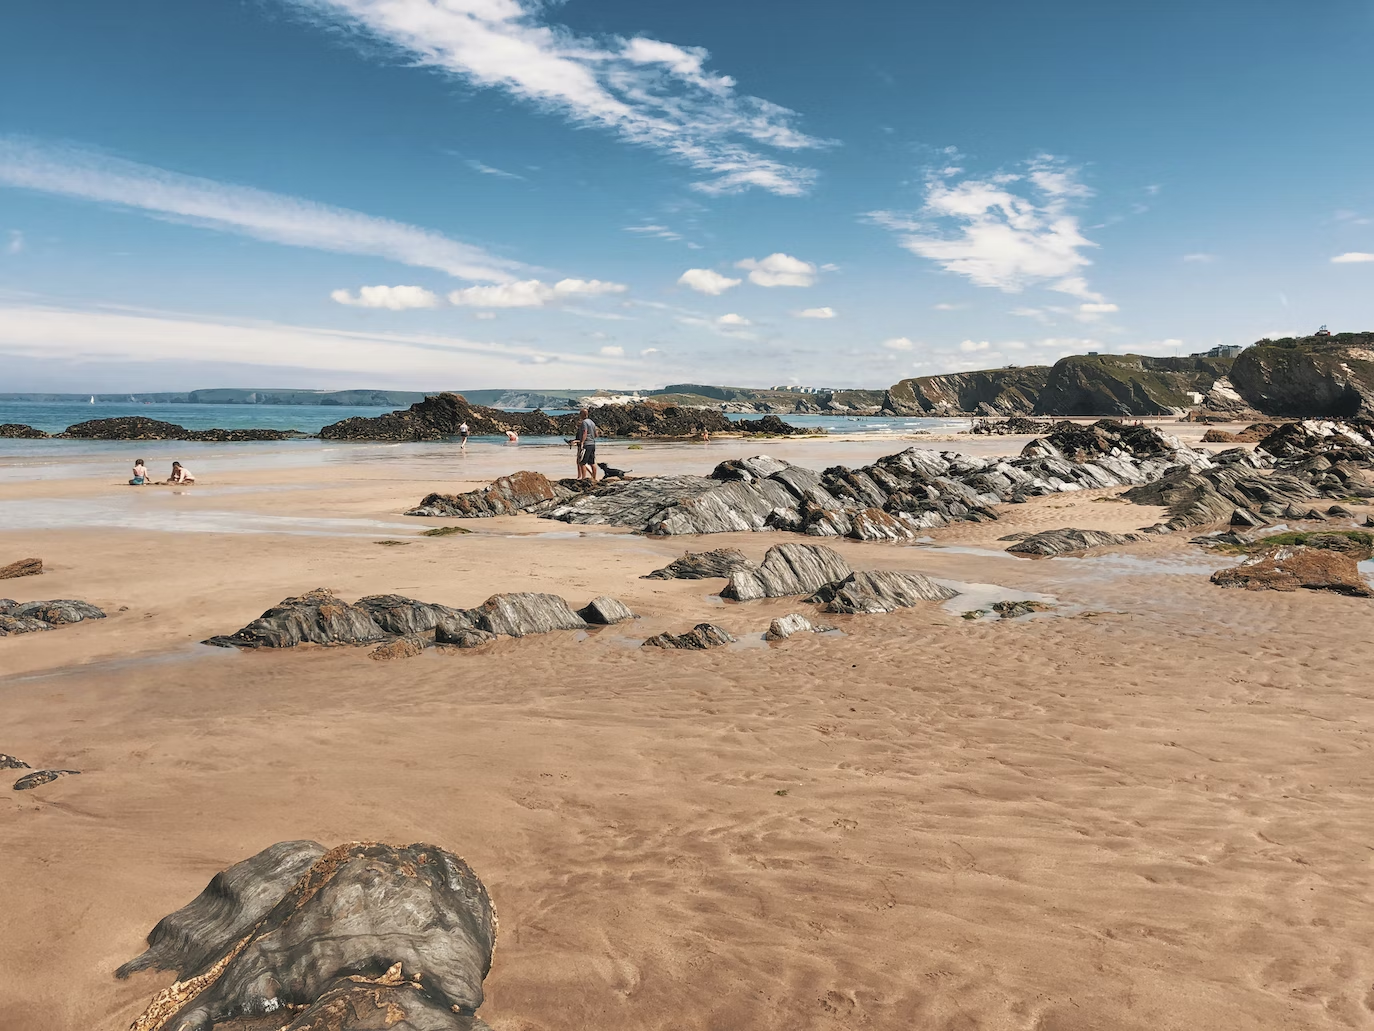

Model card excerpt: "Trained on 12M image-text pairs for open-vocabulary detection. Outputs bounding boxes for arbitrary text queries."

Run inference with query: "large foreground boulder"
[1211,545,1372,596]
[809,570,957,614]
[471,593,587,637]
[204,589,389,649]
[119,841,497,1031]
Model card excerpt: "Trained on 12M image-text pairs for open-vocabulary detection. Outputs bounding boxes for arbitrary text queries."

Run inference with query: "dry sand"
[4,423,1373,1031]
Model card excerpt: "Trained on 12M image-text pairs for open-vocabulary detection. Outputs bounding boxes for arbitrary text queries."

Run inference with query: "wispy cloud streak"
[287,0,825,195]
[0,137,522,281]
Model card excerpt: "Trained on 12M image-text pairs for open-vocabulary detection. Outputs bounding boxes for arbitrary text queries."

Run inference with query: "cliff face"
[884,367,1050,416]
[1230,333,1374,417]
[1034,355,1233,416]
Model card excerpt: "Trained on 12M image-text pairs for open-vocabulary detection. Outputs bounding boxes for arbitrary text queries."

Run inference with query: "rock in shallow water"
[762,613,836,640]
[119,841,496,1031]
[643,623,736,649]
[577,595,636,625]
[809,570,958,614]
[1005,527,1146,556]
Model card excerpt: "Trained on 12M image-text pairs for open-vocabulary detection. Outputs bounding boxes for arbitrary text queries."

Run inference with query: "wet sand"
[4,421,1373,1031]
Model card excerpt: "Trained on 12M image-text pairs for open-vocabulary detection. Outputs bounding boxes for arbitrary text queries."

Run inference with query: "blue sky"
[2,0,1372,391]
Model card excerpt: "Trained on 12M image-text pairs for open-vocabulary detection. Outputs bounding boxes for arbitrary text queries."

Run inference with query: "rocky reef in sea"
[55,417,301,441]
[318,392,814,442]
[0,598,105,637]
[0,423,50,439]
[118,840,497,1031]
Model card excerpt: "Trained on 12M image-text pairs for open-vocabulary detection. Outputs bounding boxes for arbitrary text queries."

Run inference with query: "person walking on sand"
[168,461,195,484]
[129,458,150,485]
[574,407,598,481]
[459,421,469,449]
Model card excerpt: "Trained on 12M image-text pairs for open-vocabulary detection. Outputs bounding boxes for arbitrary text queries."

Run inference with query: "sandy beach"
[4,421,1374,1031]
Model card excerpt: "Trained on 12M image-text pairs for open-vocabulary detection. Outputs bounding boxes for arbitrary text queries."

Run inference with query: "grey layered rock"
[1231,508,1268,527]
[204,588,389,649]
[356,594,473,636]
[119,841,497,1031]
[721,543,853,601]
[471,592,588,637]
[809,570,958,614]
[436,624,497,648]
[407,470,582,518]
[10,599,104,624]
[1006,527,1147,556]
[14,769,80,790]
[0,614,55,636]
[764,613,836,640]
[0,754,30,770]
[642,548,751,580]
[643,623,736,649]
[577,595,636,624]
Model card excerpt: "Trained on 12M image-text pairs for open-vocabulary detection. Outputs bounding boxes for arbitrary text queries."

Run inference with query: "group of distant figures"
[454,408,603,481]
[129,459,194,486]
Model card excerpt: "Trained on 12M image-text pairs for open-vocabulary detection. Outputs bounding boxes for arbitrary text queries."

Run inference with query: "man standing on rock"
[574,408,598,481]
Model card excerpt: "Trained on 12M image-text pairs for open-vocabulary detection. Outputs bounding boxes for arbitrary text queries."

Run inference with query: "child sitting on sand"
[129,459,150,485]
[168,461,195,484]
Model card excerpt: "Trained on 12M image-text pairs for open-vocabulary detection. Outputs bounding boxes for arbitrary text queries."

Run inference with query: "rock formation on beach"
[642,549,752,580]
[1211,545,1373,596]
[0,557,42,579]
[0,754,30,770]
[1003,528,1147,556]
[118,840,497,1031]
[808,570,957,614]
[408,471,591,518]
[13,769,81,790]
[0,423,50,438]
[721,543,854,600]
[0,597,105,636]
[643,623,737,649]
[319,391,809,442]
[57,417,299,441]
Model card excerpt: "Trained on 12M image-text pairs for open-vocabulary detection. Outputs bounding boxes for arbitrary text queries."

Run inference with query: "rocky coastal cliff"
[1229,333,1374,417]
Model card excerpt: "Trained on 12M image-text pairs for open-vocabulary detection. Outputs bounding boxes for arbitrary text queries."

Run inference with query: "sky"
[2,0,1373,392]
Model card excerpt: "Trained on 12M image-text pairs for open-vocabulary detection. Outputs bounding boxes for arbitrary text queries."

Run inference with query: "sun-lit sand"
[5,420,1373,1030]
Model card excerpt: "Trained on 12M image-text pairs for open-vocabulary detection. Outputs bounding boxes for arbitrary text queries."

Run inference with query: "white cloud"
[465,158,524,181]
[716,313,751,326]
[959,339,991,352]
[678,268,740,295]
[798,306,835,319]
[0,302,640,382]
[883,337,914,350]
[288,0,823,196]
[448,277,627,308]
[598,345,624,356]
[0,137,521,282]
[868,156,1102,299]
[931,302,961,311]
[1332,252,1374,264]
[5,229,22,255]
[624,224,681,242]
[474,311,496,320]
[1079,302,1118,313]
[1182,252,1216,263]
[736,252,816,287]
[641,347,661,356]
[330,284,440,310]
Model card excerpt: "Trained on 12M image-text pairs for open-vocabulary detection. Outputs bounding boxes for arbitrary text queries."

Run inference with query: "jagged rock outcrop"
[14,769,80,790]
[369,635,427,661]
[643,623,736,649]
[0,754,30,770]
[1211,545,1373,596]
[0,597,106,636]
[642,548,751,580]
[119,841,497,1031]
[764,613,837,640]
[577,596,636,624]
[808,570,957,614]
[1005,527,1147,556]
[206,588,591,651]
[1034,354,1234,416]
[57,417,297,441]
[885,367,1051,416]
[407,472,586,518]
[971,417,1055,435]
[0,423,49,438]
[1231,333,1374,417]
[721,543,853,601]
[0,557,42,579]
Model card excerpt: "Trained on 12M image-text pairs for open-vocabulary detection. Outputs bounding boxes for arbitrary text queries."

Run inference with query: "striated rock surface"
[1006,527,1147,556]
[643,623,736,649]
[1231,333,1374,417]
[642,548,751,580]
[0,557,42,579]
[721,543,853,601]
[885,367,1050,416]
[577,595,636,624]
[407,471,583,518]
[809,570,957,614]
[1211,545,1373,596]
[763,613,836,640]
[0,423,49,439]
[436,625,497,649]
[57,417,297,441]
[368,635,427,661]
[472,593,587,637]
[0,597,105,636]
[355,595,472,636]
[14,769,80,790]
[120,841,497,1031]
[204,589,389,649]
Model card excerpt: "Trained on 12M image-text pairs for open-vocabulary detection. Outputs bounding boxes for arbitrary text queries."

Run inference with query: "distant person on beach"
[168,461,195,484]
[574,408,598,481]
[129,458,149,485]
[459,421,469,449]
[506,429,519,443]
